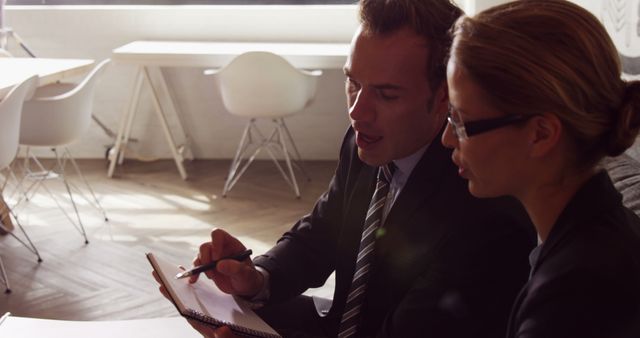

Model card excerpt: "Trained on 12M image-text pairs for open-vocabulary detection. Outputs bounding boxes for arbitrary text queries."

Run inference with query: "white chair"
[205,51,322,198]
[17,59,110,245]
[0,75,41,293]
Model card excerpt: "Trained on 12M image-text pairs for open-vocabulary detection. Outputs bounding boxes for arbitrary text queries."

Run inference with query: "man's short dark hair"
[359,0,463,91]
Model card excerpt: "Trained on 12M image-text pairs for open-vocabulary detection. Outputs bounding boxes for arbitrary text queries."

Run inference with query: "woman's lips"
[452,156,468,178]
[356,131,383,149]
[458,166,468,178]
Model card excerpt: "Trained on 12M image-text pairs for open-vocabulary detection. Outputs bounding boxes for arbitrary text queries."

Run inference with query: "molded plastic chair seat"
[206,51,322,198]
[21,61,108,147]
[0,76,37,169]
[0,75,41,293]
[17,59,111,244]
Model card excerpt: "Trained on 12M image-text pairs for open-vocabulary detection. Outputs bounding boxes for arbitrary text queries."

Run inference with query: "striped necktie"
[338,164,394,338]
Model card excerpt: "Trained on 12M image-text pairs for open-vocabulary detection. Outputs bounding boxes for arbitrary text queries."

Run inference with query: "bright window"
[7,0,355,4]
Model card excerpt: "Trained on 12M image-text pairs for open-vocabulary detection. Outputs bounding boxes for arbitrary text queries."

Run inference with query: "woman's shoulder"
[533,212,640,292]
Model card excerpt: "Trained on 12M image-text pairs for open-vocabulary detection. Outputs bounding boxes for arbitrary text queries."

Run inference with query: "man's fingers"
[213,326,238,338]
[215,259,245,276]
[187,319,218,337]
[190,256,203,284]
[199,242,213,265]
[214,259,262,297]
[158,285,170,299]
[210,228,246,260]
[192,255,202,267]
[152,271,171,300]
[152,271,161,284]
[210,228,230,260]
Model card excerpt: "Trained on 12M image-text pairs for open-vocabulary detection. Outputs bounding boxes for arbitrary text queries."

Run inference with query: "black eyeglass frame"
[447,104,536,139]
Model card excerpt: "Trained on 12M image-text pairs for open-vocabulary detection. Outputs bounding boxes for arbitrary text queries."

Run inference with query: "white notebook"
[146,252,281,338]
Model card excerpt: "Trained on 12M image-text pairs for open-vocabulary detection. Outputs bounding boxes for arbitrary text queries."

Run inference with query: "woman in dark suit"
[441,1,640,337]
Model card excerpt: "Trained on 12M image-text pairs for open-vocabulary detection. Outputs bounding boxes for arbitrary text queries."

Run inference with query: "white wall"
[4,5,359,160]
[4,1,639,160]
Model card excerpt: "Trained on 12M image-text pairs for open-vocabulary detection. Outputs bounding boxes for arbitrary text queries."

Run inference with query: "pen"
[175,249,253,279]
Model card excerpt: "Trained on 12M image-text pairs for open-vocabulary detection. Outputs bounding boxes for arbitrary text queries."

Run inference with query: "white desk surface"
[112,40,350,69]
[0,58,95,98]
[0,316,201,338]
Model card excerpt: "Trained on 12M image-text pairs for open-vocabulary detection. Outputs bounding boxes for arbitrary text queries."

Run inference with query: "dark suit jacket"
[254,128,535,337]
[506,171,640,338]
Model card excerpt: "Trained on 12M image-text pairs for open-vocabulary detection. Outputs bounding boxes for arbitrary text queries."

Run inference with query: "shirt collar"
[391,143,430,181]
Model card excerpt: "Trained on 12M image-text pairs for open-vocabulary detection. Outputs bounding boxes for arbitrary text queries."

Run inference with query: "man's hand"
[151,270,240,338]
[190,228,264,298]
[152,269,173,301]
[187,320,240,338]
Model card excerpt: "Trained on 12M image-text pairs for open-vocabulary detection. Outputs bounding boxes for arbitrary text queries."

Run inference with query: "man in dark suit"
[172,1,535,337]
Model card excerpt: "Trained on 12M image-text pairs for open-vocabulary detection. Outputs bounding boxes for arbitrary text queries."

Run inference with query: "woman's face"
[441,60,531,199]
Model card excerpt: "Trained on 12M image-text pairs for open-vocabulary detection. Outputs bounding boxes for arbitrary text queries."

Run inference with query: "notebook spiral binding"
[186,308,280,338]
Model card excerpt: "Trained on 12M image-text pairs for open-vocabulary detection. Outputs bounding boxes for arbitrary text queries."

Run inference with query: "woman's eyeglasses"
[447,104,536,139]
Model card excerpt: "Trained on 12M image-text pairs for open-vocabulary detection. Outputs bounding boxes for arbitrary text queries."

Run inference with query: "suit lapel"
[345,163,377,229]
[506,282,530,338]
[384,137,453,228]
[341,157,377,263]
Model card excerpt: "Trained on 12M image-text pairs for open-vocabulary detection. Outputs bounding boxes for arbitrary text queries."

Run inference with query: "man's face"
[343,26,447,166]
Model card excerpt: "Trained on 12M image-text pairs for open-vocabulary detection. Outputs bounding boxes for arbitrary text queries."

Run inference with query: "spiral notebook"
[146,253,281,338]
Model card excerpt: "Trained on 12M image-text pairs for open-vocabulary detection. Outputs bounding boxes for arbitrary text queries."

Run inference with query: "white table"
[0,58,95,98]
[0,315,201,338]
[108,40,351,180]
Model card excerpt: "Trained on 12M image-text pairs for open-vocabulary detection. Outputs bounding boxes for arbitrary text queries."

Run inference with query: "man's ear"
[431,83,449,116]
[528,113,563,158]
[440,83,449,103]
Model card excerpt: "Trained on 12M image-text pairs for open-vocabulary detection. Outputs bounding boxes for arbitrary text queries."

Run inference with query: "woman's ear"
[528,113,563,158]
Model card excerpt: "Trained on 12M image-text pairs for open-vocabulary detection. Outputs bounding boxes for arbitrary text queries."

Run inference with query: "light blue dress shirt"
[381,143,429,225]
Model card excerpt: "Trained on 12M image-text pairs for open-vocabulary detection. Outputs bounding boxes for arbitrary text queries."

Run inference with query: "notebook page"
[148,253,280,337]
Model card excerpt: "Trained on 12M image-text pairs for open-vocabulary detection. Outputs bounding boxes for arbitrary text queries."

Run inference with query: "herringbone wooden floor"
[0,159,337,320]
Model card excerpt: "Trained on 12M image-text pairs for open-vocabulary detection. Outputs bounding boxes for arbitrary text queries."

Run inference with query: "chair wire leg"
[12,152,59,212]
[17,154,76,227]
[40,182,83,230]
[223,118,303,198]
[5,148,34,204]
[223,120,254,197]
[64,148,108,222]
[263,129,295,189]
[4,164,28,204]
[20,153,82,235]
[275,122,300,198]
[0,256,10,293]
[53,149,89,245]
[226,124,266,193]
[278,118,310,182]
[2,213,42,263]
[0,182,42,263]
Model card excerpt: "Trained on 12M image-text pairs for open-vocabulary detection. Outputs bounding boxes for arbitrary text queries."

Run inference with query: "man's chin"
[357,148,389,167]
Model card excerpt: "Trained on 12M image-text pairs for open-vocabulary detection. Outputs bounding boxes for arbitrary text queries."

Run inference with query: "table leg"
[119,71,143,165]
[142,66,188,180]
[148,67,194,161]
[107,66,143,178]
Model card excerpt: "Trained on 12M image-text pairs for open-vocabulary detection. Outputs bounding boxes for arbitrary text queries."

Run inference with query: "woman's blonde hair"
[450,0,640,168]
